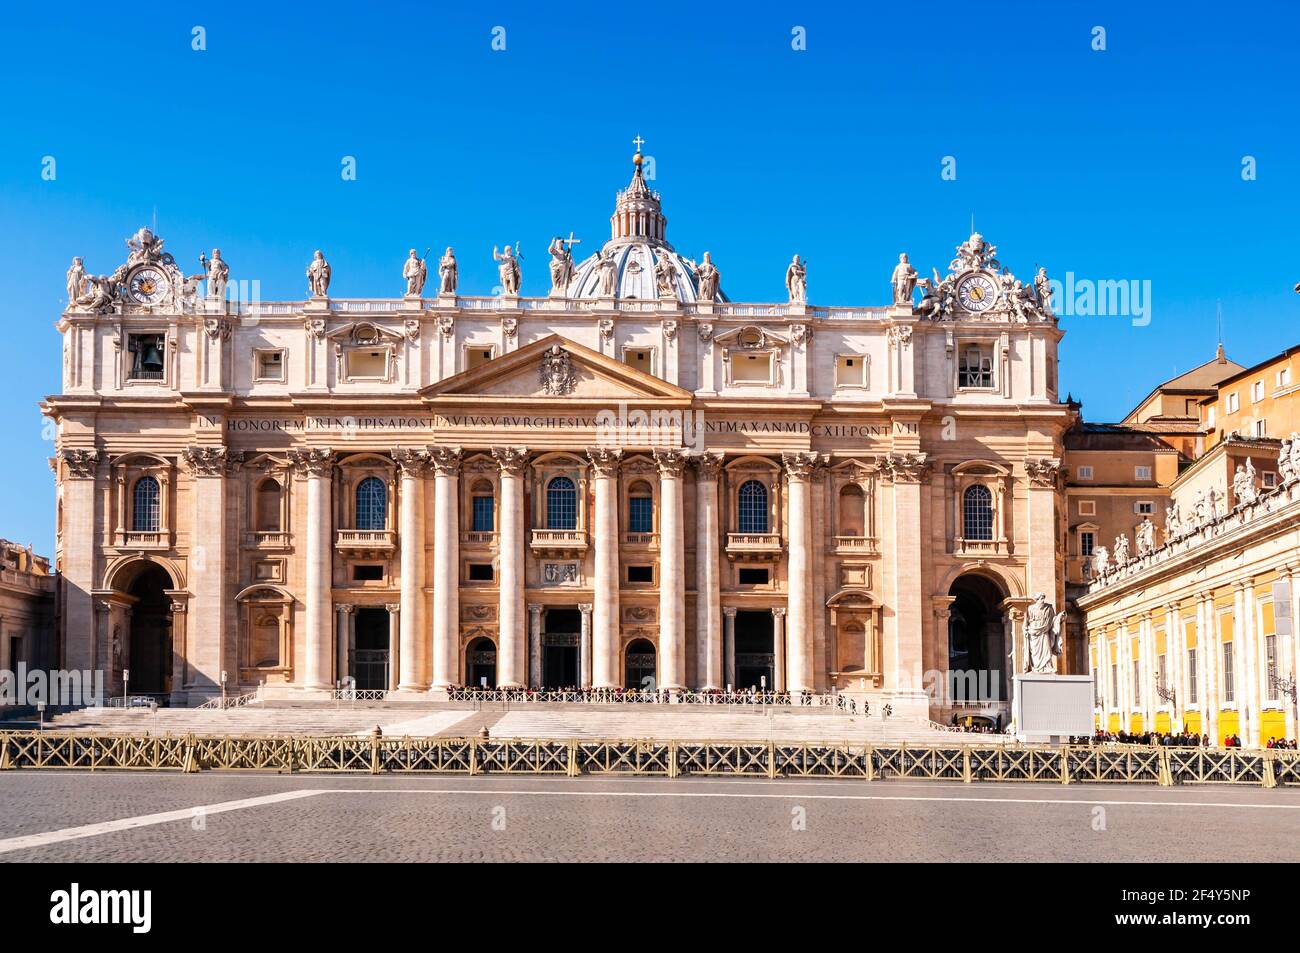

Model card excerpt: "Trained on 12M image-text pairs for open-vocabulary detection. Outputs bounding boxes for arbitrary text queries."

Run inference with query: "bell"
[140,342,164,371]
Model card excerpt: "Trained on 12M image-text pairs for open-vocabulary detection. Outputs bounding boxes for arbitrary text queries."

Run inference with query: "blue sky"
[2,0,1298,551]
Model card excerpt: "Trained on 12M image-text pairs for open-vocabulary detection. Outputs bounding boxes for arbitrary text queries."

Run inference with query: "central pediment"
[420,334,692,404]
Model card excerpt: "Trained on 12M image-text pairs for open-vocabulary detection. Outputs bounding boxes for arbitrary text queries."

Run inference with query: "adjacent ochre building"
[43,152,1072,713]
[1077,342,1300,744]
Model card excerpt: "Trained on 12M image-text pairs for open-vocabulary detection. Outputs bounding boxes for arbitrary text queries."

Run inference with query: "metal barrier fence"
[2,732,1298,787]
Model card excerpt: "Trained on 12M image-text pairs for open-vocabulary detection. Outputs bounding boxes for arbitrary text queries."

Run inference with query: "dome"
[565,151,727,303]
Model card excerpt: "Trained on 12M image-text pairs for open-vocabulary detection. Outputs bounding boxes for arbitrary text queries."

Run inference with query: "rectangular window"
[628,496,654,534]
[467,563,493,582]
[1278,367,1292,388]
[352,565,383,581]
[466,347,494,370]
[957,345,993,389]
[1134,466,1152,481]
[1135,501,1155,515]
[1252,418,1267,437]
[1132,660,1141,707]
[835,354,866,388]
[1187,648,1198,704]
[1222,642,1234,703]
[1251,380,1264,403]
[1110,662,1118,707]
[1206,405,1216,427]
[627,565,654,584]
[732,352,772,383]
[1080,531,1095,557]
[1078,500,1096,515]
[255,349,285,381]
[126,333,166,381]
[1157,654,1167,693]
[1267,634,1278,700]
[1076,466,1094,481]
[738,567,769,585]
[1263,471,1277,489]
[346,349,387,379]
[471,495,495,532]
[623,348,652,372]
[1227,392,1239,414]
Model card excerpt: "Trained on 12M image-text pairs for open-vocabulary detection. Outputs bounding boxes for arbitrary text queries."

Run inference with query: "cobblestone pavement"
[1,772,1298,862]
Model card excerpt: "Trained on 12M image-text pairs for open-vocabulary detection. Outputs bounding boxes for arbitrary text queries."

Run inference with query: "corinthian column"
[694,451,724,690]
[655,448,689,690]
[587,447,623,688]
[783,451,821,693]
[290,448,335,690]
[393,448,431,691]
[183,446,241,696]
[493,446,529,688]
[429,446,462,689]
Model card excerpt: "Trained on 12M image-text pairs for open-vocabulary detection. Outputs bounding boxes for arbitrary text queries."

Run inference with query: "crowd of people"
[1080,730,1298,749]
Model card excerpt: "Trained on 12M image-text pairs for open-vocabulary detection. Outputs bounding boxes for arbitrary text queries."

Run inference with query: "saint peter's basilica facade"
[44,151,1072,715]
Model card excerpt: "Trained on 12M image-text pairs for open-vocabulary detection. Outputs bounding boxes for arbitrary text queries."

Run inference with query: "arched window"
[546,476,577,530]
[627,481,654,533]
[355,476,387,530]
[962,484,994,541]
[132,476,160,532]
[471,480,495,532]
[131,478,161,530]
[737,480,769,534]
[256,478,282,532]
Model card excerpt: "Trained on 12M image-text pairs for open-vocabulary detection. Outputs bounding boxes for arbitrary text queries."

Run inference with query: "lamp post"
[1156,683,1177,734]
[122,668,129,708]
[221,670,228,709]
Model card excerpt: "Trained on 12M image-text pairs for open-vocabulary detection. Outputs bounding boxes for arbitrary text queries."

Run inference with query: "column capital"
[877,452,930,484]
[289,447,335,478]
[392,448,433,477]
[1024,456,1064,489]
[692,450,725,480]
[782,450,826,481]
[770,606,787,618]
[723,606,738,618]
[385,603,400,614]
[58,447,102,479]
[653,447,690,476]
[586,446,624,477]
[577,603,593,614]
[337,603,355,614]
[527,603,543,614]
[183,445,243,477]
[492,445,530,475]
[427,446,463,476]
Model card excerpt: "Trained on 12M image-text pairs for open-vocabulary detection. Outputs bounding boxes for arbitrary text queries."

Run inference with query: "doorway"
[542,608,580,689]
[352,607,390,691]
[734,610,775,690]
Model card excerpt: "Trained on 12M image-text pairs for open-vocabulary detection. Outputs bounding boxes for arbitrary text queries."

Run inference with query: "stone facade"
[0,540,56,696]
[43,153,1071,712]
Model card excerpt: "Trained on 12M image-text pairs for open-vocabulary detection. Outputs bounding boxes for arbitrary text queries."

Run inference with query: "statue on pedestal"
[654,253,677,299]
[1024,593,1066,673]
[786,254,807,304]
[493,245,521,295]
[438,247,458,294]
[1135,516,1156,555]
[66,257,86,305]
[890,253,917,306]
[202,249,230,300]
[402,249,427,297]
[695,252,720,301]
[595,250,618,297]
[548,236,578,295]
[1112,533,1130,566]
[306,250,331,297]
[1033,267,1054,317]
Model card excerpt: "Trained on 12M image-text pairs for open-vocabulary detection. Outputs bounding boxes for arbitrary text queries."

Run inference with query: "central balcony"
[725,532,783,561]
[335,529,396,555]
[530,529,588,558]
[460,531,498,547]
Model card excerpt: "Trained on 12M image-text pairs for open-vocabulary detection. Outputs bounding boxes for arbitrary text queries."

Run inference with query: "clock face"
[128,267,170,304]
[956,273,998,313]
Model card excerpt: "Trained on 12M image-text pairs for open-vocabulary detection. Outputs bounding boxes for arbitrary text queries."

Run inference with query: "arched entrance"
[734,610,775,690]
[127,564,174,695]
[624,638,656,690]
[466,637,497,688]
[542,608,580,689]
[947,573,1007,702]
[352,607,390,691]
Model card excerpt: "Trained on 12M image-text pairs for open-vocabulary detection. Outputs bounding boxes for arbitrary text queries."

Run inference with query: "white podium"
[1012,674,1095,744]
